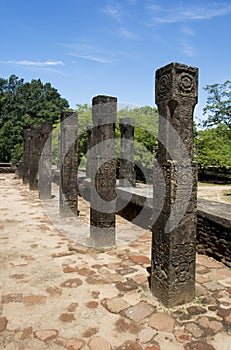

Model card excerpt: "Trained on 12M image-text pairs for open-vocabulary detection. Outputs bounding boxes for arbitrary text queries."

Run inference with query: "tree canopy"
[194,124,231,169]
[203,80,231,129]
[51,104,158,182]
[195,80,231,170]
[0,75,69,162]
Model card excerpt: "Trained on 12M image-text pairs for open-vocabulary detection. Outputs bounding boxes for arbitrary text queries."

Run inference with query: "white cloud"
[148,2,231,23]
[69,53,112,64]
[1,60,64,67]
[181,25,195,37]
[181,41,195,57]
[102,2,122,22]
[127,0,137,5]
[119,28,138,39]
[63,43,114,64]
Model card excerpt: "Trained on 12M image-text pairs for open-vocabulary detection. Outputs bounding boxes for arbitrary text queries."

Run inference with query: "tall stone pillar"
[38,123,52,199]
[119,117,136,187]
[59,112,78,216]
[151,62,198,307]
[86,124,93,178]
[28,127,40,191]
[90,95,117,247]
[22,129,30,184]
[57,132,61,170]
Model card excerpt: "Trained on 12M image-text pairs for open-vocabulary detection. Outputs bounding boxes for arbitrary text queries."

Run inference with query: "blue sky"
[1,0,231,123]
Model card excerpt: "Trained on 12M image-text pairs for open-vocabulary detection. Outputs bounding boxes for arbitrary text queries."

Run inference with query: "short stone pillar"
[90,95,117,247]
[151,62,198,307]
[22,129,30,184]
[86,124,93,178]
[59,112,78,216]
[38,123,52,199]
[119,117,136,187]
[16,161,23,179]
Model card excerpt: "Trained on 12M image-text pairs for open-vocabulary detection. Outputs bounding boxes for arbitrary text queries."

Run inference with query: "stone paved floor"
[0,174,231,350]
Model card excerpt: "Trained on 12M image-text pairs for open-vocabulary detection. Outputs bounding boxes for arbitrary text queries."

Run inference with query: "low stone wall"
[52,171,231,267]
[196,199,231,268]
[0,163,15,173]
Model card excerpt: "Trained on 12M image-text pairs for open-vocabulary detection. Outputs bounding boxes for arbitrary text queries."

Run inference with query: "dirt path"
[0,174,231,349]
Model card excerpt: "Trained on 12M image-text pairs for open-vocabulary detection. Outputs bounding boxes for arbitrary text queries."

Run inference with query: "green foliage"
[195,124,231,169]
[51,122,60,165]
[196,80,231,170]
[203,80,231,129]
[51,104,158,179]
[0,75,69,162]
[118,106,158,182]
[76,103,92,169]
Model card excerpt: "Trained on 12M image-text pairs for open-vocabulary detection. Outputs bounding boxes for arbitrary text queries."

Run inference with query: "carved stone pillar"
[28,127,40,191]
[22,129,30,184]
[86,124,93,178]
[151,62,198,307]
[119,117,136,187]
[90,95,117,247]
[59,112,78,216]
[38,123,52,199]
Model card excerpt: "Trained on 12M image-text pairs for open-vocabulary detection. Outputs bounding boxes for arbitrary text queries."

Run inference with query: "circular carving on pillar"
[179,73,194,93]
[157,73,171,97]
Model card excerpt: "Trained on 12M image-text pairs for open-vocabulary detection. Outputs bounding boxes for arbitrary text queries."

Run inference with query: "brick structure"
[119,117,136,187]
[38,123,52,199]
[151,62,198,307]
[90,95,117,247]
[59,112,78,216]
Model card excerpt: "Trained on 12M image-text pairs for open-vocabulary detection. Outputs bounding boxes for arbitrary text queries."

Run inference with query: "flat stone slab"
[122,302,156,322]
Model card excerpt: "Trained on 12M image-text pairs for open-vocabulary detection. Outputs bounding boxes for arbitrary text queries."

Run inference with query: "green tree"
[0,75,69,161]
[195,124,231,169]
[196,80,231,170]
[118,106,158,182]
[203,80,231,129]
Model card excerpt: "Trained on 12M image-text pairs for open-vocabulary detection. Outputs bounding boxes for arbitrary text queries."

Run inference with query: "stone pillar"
[16,161,23,179]
[90,95,117,247]
[151,62,198,307]
[57,132,61,170]
[59,112,78,216]
[119,117,136,187]
[22,129,30,184]
[86,124,93,178]
[38,123,52,199]
[28,127,40,191]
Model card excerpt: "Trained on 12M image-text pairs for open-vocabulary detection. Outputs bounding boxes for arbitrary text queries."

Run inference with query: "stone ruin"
[90,95,117,247]
[22,123,52,196]
[59,112,78,216]
[19,62,199,307]
[151,62,198,307]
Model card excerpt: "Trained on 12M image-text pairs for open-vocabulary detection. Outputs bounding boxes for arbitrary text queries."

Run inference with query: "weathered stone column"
[16,161,23,179]
[119,117,136,187]
[57,132,61,170]
[38,123,52,199]
[90,95,117,247]
[59,112,78,216]
[28,127,41,191]
[151,62,198,307]
[22,129,30,184]
[86,124,93,178]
